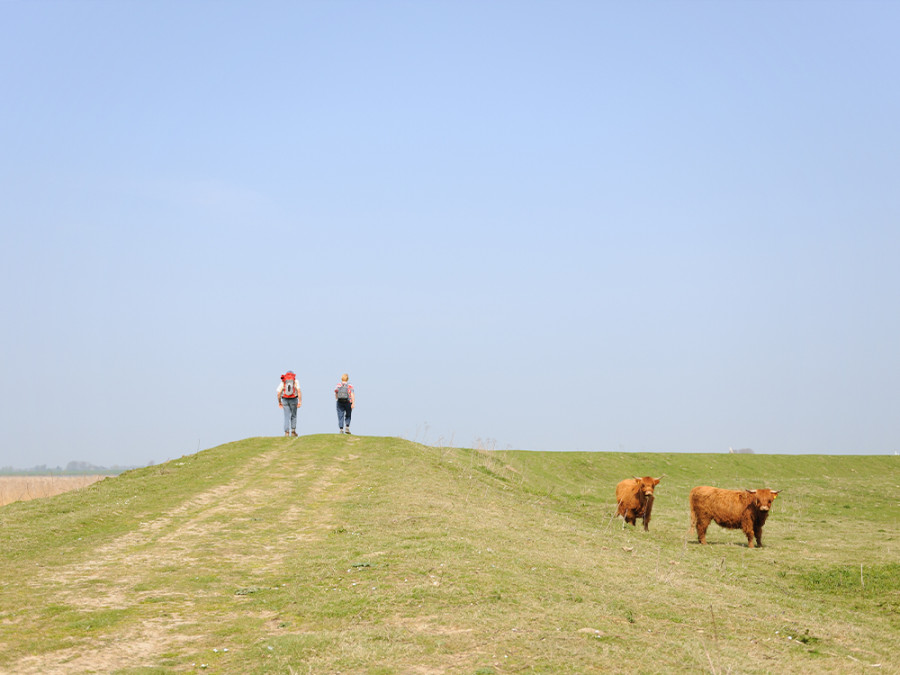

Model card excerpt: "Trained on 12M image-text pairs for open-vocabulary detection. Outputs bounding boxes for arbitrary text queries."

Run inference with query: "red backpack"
[281,372,298,398]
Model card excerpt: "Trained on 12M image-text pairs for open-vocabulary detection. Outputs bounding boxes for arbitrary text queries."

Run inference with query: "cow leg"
[754,523,764,548]
[742,520,755,548]
[696,517,709,544]
[642,500,654,532]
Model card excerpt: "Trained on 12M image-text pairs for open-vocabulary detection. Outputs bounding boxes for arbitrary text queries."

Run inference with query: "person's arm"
[277,384,283,407]
[350,386,355,409]
[297,388,302,406]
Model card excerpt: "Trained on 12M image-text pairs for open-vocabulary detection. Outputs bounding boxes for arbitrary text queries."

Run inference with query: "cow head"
[633,476,662,498]
[747,488,780,511]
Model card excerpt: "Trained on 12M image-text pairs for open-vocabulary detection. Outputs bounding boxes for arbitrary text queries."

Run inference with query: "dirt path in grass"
[12,448,360,674]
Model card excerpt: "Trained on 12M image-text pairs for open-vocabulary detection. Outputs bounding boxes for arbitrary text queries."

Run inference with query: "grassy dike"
[0,436,897,674]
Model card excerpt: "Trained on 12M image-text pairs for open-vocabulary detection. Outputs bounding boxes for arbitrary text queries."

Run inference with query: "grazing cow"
[615,476,661,531]
[689,486,780,548]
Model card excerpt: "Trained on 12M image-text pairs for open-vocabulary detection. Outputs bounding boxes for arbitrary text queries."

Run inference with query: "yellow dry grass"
[0,475,108,506]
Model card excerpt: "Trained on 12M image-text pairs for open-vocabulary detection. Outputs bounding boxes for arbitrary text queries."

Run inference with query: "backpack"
[336,382,350,400]
[281,372,297,398]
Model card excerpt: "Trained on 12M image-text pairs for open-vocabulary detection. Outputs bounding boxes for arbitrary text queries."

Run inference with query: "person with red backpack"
[334,373,355,434]
[277,371,302,437]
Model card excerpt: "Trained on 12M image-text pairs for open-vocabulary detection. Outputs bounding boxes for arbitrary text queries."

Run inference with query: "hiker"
[277,371,302,437]
[334,373,355,434]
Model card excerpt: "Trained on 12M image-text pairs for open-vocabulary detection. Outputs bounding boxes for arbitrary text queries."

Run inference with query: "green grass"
[0,436,897,673]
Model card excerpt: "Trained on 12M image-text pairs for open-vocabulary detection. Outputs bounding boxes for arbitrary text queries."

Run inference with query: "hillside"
[0,436,897,674]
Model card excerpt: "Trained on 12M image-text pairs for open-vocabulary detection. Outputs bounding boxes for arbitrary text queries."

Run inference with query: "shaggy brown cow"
[616,476,661,531]
[689,486,780,548]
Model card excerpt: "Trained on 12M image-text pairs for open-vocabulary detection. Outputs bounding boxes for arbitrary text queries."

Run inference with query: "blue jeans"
[282,397,298,432]
[336,400,352,430]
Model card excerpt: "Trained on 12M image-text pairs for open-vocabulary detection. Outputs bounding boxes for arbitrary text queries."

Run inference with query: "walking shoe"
[284,431,290,437]
[291,430,298,437]
[345,428,351,435]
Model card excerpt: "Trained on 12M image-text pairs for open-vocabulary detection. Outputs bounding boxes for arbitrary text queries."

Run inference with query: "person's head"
[341,373,349,382]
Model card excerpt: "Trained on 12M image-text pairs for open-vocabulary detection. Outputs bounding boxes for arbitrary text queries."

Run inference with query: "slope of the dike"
[1,435,897,674]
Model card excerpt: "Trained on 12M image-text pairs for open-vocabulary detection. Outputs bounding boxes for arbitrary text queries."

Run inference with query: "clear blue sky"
[2,1,898,468]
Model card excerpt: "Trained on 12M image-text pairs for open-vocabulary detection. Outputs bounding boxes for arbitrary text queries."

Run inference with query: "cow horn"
[633,476,640,481]
[747,489,757,493]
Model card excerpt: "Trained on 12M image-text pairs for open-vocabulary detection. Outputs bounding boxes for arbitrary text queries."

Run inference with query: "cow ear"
[653,478,661,485]
[772,490,780,496]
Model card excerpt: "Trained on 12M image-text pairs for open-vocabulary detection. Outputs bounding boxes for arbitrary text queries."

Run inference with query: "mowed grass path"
[0,436,897,674]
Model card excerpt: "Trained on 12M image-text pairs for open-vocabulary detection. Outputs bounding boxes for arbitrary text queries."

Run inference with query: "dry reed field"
[0,475,108,506]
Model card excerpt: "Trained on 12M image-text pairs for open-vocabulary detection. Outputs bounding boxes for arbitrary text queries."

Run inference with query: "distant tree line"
[0,460,145,475]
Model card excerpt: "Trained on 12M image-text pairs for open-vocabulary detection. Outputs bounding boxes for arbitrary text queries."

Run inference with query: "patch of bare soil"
[11,617,195,675]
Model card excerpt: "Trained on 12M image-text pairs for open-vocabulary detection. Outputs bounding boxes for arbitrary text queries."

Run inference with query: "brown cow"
[689,486,780,548]
[615,476,661,531]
